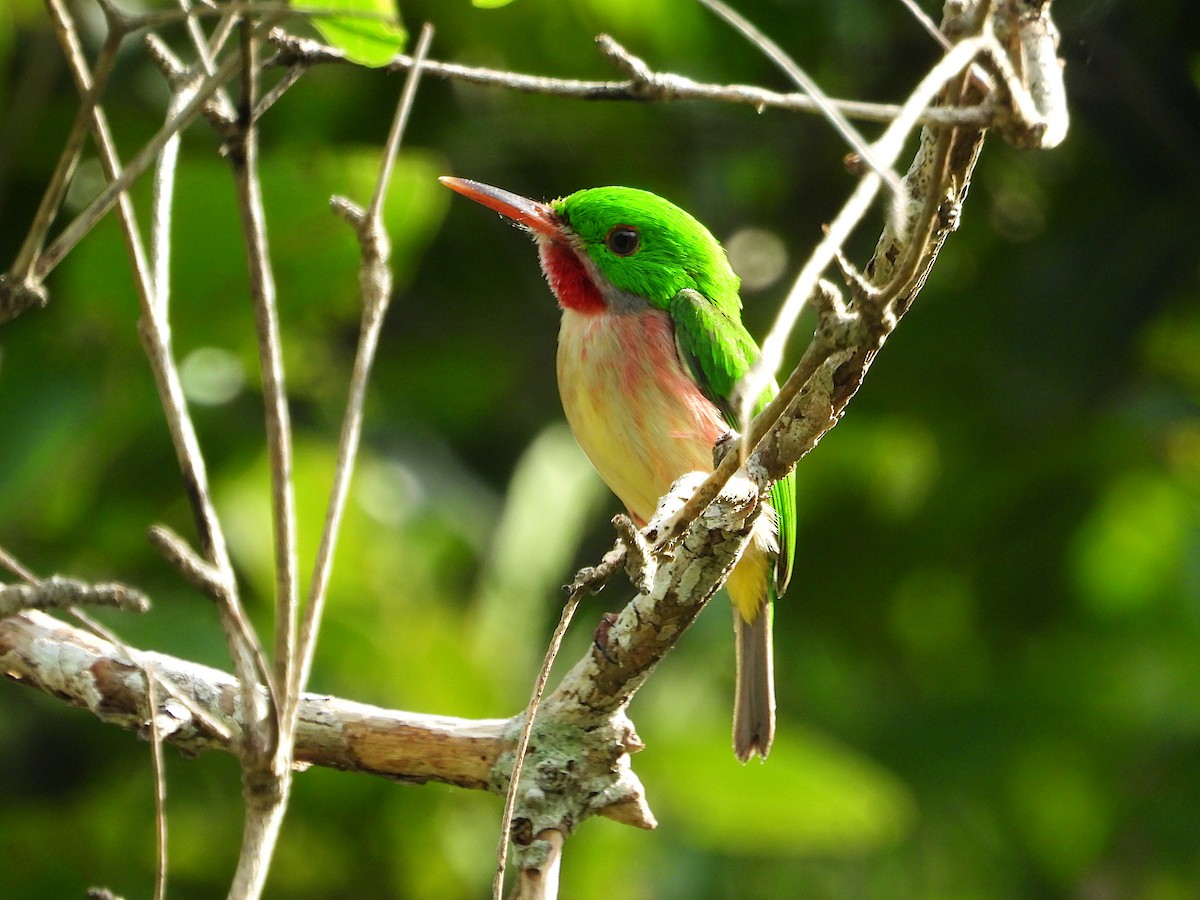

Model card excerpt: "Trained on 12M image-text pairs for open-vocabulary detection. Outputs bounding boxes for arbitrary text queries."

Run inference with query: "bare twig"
[41,0,272,733]
[0,11,122,323]
[229,15,297,730]
[0,576,150,617]
[267,29,993,128]
[147,526,231,601]
[738,33,985,421]
[31,45,244,284]
[5,18,121,290]
[224,15,295,899]
[494,590,584,900]
[145,670,169,900]
[289,24,435,723]
[21,11,286,292]
[0,546,38,582]
[696,0,906,232]
[896,0,954,49]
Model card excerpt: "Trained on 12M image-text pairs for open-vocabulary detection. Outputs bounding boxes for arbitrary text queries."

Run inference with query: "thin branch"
[27,18,284,285]
[266,29,993,128]
[0,15,123,323]
[289,22,434,732]
[145,671,169,900]
[0,546,38,582]
[696,0,906,234]
[253,60,309,120]
[730,33,986,440]
[149,67,188,309]
[43,0,273,737]
[229,15,297,736]
[32,53,240,280]
[0,576,150,617]
[5,19,122,288]
[86,0,270,33]
[147,525,231,603]
[494,591,584,900]
[896,0,954,50]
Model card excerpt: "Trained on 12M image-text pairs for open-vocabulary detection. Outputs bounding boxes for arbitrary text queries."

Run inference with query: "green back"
[554,187,797,593]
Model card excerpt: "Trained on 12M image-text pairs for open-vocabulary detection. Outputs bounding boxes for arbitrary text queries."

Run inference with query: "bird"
[440,176,796,762]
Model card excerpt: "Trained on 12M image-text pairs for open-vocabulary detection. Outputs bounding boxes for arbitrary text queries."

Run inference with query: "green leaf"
[472,0,518,7]
[304,0,406,68]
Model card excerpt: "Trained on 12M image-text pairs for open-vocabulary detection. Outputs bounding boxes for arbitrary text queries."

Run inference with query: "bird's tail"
[732,596,775,763]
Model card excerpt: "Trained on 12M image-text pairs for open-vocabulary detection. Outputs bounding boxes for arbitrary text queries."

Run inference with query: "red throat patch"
[538,240,606,315]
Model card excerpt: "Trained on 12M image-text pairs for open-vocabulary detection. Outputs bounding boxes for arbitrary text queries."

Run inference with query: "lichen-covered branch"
[0,610,506,788]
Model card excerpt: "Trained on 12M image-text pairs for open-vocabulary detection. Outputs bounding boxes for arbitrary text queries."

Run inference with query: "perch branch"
[0,465,764,850]
[645,0,1067,560]
[0,610,650,826]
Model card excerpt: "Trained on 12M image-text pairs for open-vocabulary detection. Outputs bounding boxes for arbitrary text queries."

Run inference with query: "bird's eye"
[605,225,640,257]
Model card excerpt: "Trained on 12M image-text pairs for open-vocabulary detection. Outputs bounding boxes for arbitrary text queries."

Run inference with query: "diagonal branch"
[649,0,1066,563]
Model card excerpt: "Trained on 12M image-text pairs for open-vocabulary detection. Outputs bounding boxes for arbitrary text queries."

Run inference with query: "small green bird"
[441,177,796,761]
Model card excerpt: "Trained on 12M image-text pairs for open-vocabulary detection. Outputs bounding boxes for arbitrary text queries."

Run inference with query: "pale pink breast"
[556,308,727,524]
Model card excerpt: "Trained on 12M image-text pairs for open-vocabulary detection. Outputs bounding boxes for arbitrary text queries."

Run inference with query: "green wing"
[669,289,797,593]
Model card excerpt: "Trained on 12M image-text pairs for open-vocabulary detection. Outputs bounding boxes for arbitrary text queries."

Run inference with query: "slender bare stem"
[175,0,239,123]
[7,26,121,288]
[267,30,992,128]
[289,23,435,723]
[0,546,38,582]
[493,591,584,900]
[229,16,297,725]
[146,671,169,900]
[219,18,300,898]
[896,0,954,49]
[696,0,906,228]
[31,20,281,281]
[88,0,272,33]
[150,90,185,308]
[46,0,272,732]
[736,35,986,428]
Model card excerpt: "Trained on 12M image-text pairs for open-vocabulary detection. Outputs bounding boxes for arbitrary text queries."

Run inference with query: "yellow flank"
[726,537,773,623]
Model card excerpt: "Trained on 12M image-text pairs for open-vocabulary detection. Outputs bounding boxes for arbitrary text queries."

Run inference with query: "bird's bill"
[439,176,560,238]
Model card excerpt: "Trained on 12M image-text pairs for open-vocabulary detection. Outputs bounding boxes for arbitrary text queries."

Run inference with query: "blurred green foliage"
[1,0,1198,897]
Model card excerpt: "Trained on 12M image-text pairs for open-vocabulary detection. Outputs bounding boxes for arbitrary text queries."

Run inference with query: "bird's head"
[440,177,740,316]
